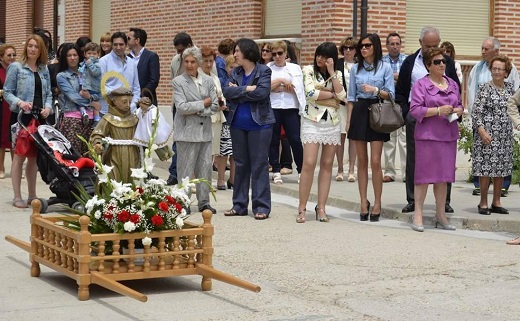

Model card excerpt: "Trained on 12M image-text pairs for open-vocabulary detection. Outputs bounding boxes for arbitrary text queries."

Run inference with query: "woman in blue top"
[347,33,395,222]
[222,38,275,220]
[3,34,53,208]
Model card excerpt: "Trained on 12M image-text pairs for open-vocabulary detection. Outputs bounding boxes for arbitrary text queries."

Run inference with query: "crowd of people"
[1,26,520,242]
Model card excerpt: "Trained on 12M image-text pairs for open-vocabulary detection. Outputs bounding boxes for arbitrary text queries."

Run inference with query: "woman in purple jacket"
[409,48,464,232]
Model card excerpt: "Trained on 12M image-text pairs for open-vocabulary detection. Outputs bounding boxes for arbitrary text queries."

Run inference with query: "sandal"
[224,209,247,216]
[335,172,344,181]
[254,213,269,220]
[296,209,306,223]
[506,236,520,245]
[347,173,356,182]
[13,199,28,209]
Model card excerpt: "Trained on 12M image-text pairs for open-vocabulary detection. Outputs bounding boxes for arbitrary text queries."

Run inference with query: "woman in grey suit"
[173,47,219,214]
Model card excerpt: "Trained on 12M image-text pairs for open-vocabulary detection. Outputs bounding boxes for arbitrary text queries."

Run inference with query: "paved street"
[1,107,520,320]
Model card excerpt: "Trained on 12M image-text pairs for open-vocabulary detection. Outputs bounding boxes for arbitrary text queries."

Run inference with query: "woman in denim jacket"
[222,38,275,220]
[3,34,53,208]
[56,43,98,155]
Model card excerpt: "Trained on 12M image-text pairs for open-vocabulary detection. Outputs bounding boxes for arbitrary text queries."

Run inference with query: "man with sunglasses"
[466,37,519,197]
[382,33,407,184]
[395,26,460,214]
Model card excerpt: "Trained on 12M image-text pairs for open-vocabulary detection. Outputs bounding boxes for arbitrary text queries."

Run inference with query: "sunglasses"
[261,49,271,53]
[360,43,373,49]
[7,53,17,57]
[432,59,446,66]
[343,46,355,51]
[272,51,285,57]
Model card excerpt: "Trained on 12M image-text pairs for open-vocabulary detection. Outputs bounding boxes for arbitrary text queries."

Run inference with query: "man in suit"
[395,26,460,214]
[127,28,160,105]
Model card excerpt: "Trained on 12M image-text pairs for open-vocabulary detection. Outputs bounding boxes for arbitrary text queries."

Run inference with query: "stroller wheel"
[39,198,49,213]
[71,201,85,213]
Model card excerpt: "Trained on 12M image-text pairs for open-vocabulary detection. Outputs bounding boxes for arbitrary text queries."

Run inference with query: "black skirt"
[347,98,390,142]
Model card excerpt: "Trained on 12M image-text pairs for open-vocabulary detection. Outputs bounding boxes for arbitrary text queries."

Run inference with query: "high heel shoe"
[411,222,424,232]
[369,212,380,222]
[360,201,370,221]
[227,180,233,189]
[432,218,456,230]
[296,209,306,223]
[315,205,329,222]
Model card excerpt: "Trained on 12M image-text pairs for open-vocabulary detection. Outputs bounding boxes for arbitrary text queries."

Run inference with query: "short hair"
[57,43,78,73]
[440,41,456,60]
[224,55,236,68]
[21,34,48,65]
[130,27,147,47]
[313,42,338,79]
[339,36,359,52]
[420,26,441,41]
[173,32,193,47]
[489,55,512,77]
[484,36,501,50]
[182,46,202,64]
[423,47,445,66]
[200,46,216,59]
[75,36,92,51]
[271,41,287,52]
[111,31,127,45]
[0,44,16,58]
[83,42,100,54]
[100,32,111,43]
[355,33,383,73]
[217,38,235,55]
[235,38,260,63]
[386,32,402,44]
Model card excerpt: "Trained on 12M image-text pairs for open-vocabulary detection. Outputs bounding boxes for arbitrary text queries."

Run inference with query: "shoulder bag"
[368,99,404,133]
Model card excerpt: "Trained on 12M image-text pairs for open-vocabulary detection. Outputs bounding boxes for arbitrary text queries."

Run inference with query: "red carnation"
[136,187,144,194]
[103,213,113,220]
[130,214,140,224]
[117,210,130,222]
[165,195,175,205]
[158,201,169,211]
[175,203,183,212]
[151,215,163,226]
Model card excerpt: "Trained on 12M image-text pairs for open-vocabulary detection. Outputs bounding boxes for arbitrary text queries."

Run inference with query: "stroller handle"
[17,110,39,132]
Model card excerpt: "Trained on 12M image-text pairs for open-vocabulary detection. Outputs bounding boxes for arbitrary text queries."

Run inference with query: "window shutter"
[91,0,111,43]
[406,0,489,58]
[264,0,302,37]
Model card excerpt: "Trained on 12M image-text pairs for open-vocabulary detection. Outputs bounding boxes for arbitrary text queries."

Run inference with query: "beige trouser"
[383,126,406,181]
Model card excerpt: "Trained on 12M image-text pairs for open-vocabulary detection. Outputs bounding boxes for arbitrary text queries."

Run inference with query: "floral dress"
[471,81,514,177]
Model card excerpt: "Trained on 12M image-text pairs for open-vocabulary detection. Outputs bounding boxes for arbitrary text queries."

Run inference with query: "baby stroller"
[20,110,97,213]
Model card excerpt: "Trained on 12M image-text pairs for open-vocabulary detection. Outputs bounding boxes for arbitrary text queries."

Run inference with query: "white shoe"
[272,173,283,184]
[280,168,293,175]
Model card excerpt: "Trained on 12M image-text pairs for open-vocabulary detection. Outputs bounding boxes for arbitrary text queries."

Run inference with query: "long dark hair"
[355,33,383,73]
[57,43,79,73]
[313,42,338,80]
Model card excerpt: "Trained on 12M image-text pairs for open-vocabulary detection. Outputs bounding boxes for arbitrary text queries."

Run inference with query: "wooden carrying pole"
[196,264,261,293]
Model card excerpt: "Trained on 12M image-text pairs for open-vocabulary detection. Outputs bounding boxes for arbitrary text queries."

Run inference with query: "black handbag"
[368,99,405,133]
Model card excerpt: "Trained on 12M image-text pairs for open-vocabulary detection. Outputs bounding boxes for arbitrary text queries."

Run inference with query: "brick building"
[2,0,520,106]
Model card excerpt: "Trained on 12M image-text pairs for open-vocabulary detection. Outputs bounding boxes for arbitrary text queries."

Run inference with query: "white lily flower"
[176,216,184,228]
[131,167,148,179]
[123,221,136,232]
[143,157,154,171]
[150,143,158,152]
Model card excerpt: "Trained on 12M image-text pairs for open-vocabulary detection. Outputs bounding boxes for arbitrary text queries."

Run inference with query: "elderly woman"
[267,40,305,185]
[347,33,394,222]
[56,43,98,155]
[222,38,275,220]
[199,46,230,190]
[336,36,358,183]
[298,42,346,223]
[0,44,17,179]
[472,55,514,215]
[3,34,53,208]
[173,47,218,214]
[409,48,464,232]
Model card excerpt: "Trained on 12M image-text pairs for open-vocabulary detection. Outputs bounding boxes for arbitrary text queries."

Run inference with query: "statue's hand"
[138,97,152,112]
[93,143,104,155]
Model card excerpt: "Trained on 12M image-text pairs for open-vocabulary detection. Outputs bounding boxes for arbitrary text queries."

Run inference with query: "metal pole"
[361,0,368,36]
[53,0,58,54]
[353,0,358,38]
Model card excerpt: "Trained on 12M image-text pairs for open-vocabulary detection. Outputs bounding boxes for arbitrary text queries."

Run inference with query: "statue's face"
[113,95,132,113]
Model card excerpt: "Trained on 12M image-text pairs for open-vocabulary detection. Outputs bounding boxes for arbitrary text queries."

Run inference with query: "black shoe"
[166,176,178,186]
[445,203,454,213]
[501,189,508,197]
[472,188,481,196]
[477,205,491,215]
[490,205,509,214]
[148,173,159,180]
[402,203,414,213]
[369,213,380,222]
[199,204,217,214]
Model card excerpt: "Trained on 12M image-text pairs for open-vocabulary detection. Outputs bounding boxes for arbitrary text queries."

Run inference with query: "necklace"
[363,60,374,71]
[429,76,446,87]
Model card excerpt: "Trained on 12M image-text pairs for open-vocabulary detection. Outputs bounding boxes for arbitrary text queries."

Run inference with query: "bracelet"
[436,107,440,116]
[331,72,337,79]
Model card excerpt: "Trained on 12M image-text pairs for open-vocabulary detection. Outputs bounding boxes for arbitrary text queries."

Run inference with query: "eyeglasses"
[343,46,355,51]
[272,51,285,57]
[7,54,16,57]
[492,67,506,72]
[432,59,446,65]
[261,49,271,53]
[360,43,373,49]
